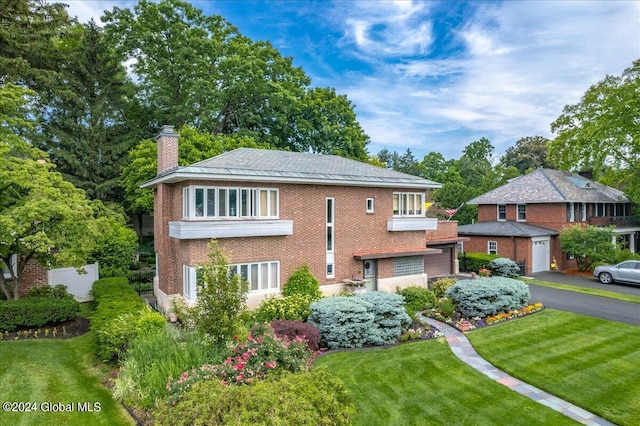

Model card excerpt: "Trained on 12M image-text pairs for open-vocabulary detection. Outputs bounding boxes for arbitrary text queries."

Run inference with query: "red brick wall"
[155,181,431,295]
[461,235,533,274]
[17,259,48,298]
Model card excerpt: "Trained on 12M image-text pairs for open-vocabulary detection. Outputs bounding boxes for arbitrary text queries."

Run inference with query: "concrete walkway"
[419,315,615,426]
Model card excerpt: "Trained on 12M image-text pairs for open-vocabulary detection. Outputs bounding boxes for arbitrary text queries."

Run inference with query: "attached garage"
[531,237,551,273]
[424,247,451,277]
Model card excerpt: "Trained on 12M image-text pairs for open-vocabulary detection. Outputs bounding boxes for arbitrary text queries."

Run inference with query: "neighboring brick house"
[2,256,48,298]
[458,168,639,275]
[142,126,462,312]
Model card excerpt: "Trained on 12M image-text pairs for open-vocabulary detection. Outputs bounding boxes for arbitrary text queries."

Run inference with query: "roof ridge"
[539,168,567,201]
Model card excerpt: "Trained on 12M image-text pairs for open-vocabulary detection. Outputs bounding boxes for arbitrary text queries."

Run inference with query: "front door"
[363,260,377,291]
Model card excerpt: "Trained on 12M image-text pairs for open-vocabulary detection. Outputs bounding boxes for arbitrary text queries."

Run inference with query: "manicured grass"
[314,339,578,425]
[521,277,640,304]
[0,334,134,426]
[467,309,640,426]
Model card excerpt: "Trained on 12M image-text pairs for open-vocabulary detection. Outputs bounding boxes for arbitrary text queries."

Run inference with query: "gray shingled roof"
[458,221,559,237]
[143,148,441,189]
[468,168,628,204]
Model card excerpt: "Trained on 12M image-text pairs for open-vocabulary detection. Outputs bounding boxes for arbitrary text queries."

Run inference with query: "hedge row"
[0,296,79,331]
[91,277,165,362]
[460,252,501,273]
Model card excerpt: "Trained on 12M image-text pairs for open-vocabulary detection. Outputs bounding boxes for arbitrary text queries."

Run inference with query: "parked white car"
[593,261,640,285]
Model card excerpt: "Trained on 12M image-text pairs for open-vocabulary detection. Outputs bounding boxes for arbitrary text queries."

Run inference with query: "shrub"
[489,257,521,277]
[281,264,322,301]
[397,285,436,317]
[91,277,148,361]
[437,297,456,317]
[127,268,156,285]
[97,307,166,362]
[114,328,223,410]
[154,369,355,426]
[27,284,75,300]
[88,206,139,275]
[0,297,79,331]
[179,240,248,345]
[359,291,411,346]
[166,324,314,404]
[307,296,374,349]
[270,320,321,351]
[460,252,501,273]
[445,277,530,318]
[253,294,314,322]
[432,278,457,298]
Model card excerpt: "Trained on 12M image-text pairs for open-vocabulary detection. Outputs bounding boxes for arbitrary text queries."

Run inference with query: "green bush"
[445,277,530,318]
[397,285,436,317]
[359,291,411,346]
[114,328,223,410]
[0,297,80,331]
[98,307,166,362]
[461,252,501,273]
[307,296,374,349]
[253,294,314,322]
[437,297,455,317]
[432,278,457,298]
[91,277,151,362]
[154,369,356,426]
[489,257,521,277]
[27,284,75,300]
[282,264,322,301]
[166,324,314,404]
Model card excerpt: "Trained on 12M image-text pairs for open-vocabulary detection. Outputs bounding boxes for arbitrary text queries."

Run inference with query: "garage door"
[424,247,451,277]
[531,237,550,273]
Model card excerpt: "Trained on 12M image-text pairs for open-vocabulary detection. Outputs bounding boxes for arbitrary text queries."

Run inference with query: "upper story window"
[366,198,375,214]
[497,205,506,221]
[393,192,424,217]
[517,204,526,221]
[183,186,278,219]
[567,203,575,222]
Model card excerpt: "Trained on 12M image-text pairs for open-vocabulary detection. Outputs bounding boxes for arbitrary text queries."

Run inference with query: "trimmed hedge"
[0,297,80,331]
[461,252,501,273]
[91,277,165,362]
[154,369,356,426]
[445,277,530,318]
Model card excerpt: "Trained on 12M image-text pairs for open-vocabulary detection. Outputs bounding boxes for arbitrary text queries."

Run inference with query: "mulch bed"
[0,316,91,341]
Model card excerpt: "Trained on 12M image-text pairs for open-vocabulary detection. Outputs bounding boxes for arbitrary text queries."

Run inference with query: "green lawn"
[0,334,134,426]
[314,339,578,426]
[467,309,640,426]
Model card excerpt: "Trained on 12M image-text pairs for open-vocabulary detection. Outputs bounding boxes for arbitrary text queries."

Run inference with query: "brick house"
[143,126,463,312]
[458,168,639,275]
[2,256,48,298]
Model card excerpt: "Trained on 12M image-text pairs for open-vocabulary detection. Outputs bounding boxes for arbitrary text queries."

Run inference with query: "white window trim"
[517,204,526,222]
[497,204,506,221]
[581,203,587,221]
[568,203,575,222]
[393,192,425,217]
[183,265,198,301]
[326,197,335,279]
[182,185,279,220]
[366,198,375,214]
[488,241,498,255]
[231,261,280,293]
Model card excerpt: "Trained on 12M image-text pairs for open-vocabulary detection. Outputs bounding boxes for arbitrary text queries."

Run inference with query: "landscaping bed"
[0,316,90,341]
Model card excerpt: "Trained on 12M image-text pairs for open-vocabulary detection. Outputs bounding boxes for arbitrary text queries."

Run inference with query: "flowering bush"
[485,303,544,325]
[478,268,492,277]
[166,324,315,404]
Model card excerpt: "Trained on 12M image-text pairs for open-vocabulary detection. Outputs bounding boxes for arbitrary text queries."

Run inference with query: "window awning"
[353,247,442,260]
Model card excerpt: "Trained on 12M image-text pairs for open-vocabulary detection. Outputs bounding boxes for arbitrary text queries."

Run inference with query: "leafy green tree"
[560,225,617,272]
[181,240,249,345]
[0,138,97,300]
[103,0,368,158]
[433,181,479,225]
[121,126,268,214]
[501,136,552,174]
[0,0,72,90]
[419,152,454,183]
[549,59,640,202]
[34,21,143,202]
[457,137,495,188]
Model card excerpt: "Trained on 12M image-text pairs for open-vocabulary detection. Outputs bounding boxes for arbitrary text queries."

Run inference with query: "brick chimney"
[157,125,179,174]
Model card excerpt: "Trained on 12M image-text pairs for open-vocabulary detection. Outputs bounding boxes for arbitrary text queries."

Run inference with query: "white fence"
[47,263,99,302]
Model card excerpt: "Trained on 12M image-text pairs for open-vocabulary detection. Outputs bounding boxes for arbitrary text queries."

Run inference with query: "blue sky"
[62,0,640,160]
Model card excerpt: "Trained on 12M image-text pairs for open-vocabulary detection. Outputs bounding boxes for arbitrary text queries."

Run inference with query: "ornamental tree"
[559,225,617,272]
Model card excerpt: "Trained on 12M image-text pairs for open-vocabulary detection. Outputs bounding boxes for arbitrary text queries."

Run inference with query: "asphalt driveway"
[528,271,640,325]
